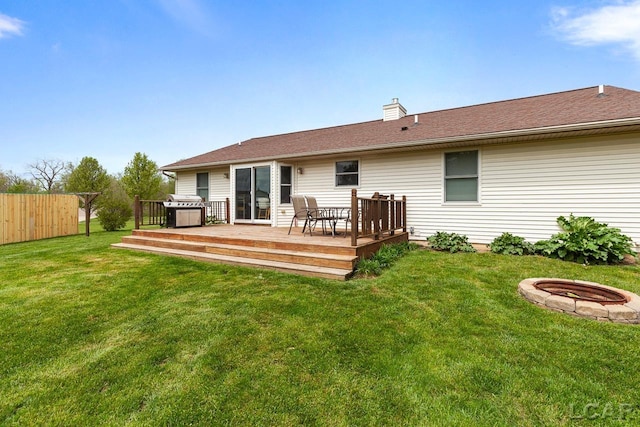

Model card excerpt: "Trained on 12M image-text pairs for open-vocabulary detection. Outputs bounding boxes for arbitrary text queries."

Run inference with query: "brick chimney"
[383,98,407,121]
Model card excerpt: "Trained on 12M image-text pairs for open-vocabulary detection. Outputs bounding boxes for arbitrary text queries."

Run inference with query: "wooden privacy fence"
[0,194,79,245]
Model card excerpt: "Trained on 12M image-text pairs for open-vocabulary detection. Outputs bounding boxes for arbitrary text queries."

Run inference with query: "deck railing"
[133,196,230,229]
[350,189,407,246]
[134,196,166,229]
[204,199,230,224]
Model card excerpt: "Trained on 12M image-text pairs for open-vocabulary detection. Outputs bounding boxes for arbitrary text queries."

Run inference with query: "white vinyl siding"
[173,131,640,249]
[175,172,196,195]
[284,132,640,248]
[176,168,230,201]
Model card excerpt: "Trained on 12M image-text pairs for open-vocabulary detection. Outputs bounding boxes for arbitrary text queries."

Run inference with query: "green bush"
[427,232,476,253]
[355,258,383,276]
[355,242,420,276]
[488,232,535,255]
[534,214,635,265]
[96,179,133,232]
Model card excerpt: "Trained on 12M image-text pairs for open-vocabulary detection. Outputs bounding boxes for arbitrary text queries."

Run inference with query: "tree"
[7,176,40,193]
[0,169,9,192]
[159,174,175,198]
[29,159,71,193]
[65,157,110,212]
[0,169,39,193]
[121,152,162,200]
[96,177,132,231]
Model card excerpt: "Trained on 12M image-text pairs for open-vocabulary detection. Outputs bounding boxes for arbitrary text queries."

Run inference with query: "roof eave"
[161,117,640,171]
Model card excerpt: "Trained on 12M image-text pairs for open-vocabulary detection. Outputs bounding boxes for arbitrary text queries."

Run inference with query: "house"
[161,85,640,250]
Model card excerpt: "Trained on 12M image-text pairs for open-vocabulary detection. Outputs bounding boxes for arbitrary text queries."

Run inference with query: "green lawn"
[1,226,639,426]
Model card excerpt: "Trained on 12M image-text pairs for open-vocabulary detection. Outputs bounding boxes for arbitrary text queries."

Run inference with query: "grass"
[1,225,640,425]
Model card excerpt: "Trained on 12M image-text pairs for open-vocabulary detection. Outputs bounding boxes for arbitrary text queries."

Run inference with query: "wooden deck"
[112,224,408,280]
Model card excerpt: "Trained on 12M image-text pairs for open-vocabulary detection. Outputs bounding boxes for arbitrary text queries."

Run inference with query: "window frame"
[196,172,209,201]
[443,150,479,203]
[279,165,293,204]
[335,160,360,187]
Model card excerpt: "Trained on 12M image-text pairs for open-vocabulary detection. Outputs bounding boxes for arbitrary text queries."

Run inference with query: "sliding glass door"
[234,165,271,223]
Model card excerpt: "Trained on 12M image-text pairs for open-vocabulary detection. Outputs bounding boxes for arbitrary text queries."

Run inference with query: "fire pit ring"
[518,278,640,324]
[533,279,628,305]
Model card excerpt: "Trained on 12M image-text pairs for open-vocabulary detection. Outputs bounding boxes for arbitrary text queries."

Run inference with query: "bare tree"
[28,159,71,193]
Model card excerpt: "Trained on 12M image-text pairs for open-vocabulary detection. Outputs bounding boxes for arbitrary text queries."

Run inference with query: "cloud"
[551,1,640,59]
[156,0,216,38]
[0,12,25,39]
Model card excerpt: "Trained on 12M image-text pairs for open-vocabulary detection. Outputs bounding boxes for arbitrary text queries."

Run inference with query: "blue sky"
[1,0,640,177]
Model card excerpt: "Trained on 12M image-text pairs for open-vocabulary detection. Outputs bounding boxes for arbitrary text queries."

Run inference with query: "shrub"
[96,179,133,231]
[534,214,635,265]
[488,232,535,255]
[355,242,420,276]
[355,258,383,276]
[427,232,476,253]
[206,215,224,225]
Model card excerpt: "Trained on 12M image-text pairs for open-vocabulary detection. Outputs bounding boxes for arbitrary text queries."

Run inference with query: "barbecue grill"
[163,194,205,228]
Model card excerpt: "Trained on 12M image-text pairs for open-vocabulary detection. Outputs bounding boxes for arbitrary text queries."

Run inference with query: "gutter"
[161,117,640,172]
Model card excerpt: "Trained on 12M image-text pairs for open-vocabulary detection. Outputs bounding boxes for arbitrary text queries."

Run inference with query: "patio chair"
[257,197,270,219]
[305,196,337,236]
[288,195,310,235]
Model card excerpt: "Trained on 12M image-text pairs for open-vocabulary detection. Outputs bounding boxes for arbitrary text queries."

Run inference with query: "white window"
[335,160,359,187]
[445,151,478,202]
[280,165,292,204]
[196,172,209,201]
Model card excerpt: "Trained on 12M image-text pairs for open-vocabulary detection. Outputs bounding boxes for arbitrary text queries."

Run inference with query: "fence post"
[225,197,230,224]
[134,195,140,230]
[350,189,358,246]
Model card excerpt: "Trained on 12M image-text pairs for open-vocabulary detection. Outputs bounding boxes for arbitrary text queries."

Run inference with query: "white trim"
[230,161,278,226]
[442,149,480,204]
[334,158,360,189]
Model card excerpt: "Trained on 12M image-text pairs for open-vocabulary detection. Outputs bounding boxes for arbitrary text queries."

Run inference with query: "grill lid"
[167,194,204,203]
[164,194,205,207]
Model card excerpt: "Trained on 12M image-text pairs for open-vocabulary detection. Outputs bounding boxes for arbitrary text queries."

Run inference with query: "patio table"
[323,207,351,237]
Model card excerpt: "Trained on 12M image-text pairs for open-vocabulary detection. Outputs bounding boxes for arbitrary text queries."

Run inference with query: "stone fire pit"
[518,278,640,324]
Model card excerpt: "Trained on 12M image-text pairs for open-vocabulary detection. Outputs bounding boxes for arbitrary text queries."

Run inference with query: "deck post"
[390,194,395,236]
[225,197,231,224]
[351,189,358,246]
[134,195,140,230]
[373,192,380,240]
[201,197,206,226]
[402,195,407,232]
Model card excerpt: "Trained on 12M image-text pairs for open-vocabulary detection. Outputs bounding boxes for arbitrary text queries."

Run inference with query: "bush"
[488,232,535,255]
[355,258,383,276]
[427,232,476,253]
[534,214,635,265]
[96,179,133,231]
[355,242,420,276]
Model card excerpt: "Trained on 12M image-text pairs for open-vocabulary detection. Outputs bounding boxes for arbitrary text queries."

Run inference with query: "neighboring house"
[161,85,640,249]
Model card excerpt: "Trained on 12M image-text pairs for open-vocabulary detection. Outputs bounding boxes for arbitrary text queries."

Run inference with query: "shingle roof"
[163,85,640,170]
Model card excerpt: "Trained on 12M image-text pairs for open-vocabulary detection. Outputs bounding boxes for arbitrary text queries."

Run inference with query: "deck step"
[112,242,353,280]
[131,229,358,256]
[119,235,358,270]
